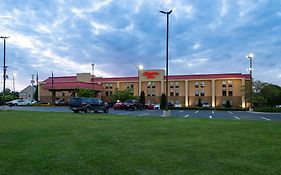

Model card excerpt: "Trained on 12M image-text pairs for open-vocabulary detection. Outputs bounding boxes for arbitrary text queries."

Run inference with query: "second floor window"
[195,81,199,88]
[201,81,205,88]
[222,81,226,88]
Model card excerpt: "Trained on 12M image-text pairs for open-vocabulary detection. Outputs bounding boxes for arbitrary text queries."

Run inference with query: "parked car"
[154,104,160,110]
[202,102,211,108]
[145,104,155,110]
[113,102,125,110]
[6,99,33,107]
[174,104,182,108]
[69,97,109,113]
[124,100,143,110]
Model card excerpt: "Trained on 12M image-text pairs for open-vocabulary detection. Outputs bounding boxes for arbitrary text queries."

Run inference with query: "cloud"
[0,0,281,91]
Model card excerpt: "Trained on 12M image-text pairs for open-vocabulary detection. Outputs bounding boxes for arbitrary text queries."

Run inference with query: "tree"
[160,93,166,110]
[111,88,135,102]
[33,85,38,101]
[77,89,95,97]
[260,84,281,107]
[139,91,145,106]
[197,98,202,107]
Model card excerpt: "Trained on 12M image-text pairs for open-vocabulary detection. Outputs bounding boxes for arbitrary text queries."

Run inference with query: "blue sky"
[0,0,281,91]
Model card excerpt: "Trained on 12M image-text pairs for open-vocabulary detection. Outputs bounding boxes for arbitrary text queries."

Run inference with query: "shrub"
[160,93,166,110]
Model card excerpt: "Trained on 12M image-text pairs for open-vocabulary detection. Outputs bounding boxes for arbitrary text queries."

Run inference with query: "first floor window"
[200,89,205,96]
[175,89,179,96]
[195,89,199,96]
[222,89,227,96]
[170,89,174,96]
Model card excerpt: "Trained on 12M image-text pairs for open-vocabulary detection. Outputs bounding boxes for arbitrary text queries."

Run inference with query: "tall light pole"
[0,36,9,101]
[136,65,144,96]
[91,63,95,97]
[160,10,172,111]
[246,53,254,110]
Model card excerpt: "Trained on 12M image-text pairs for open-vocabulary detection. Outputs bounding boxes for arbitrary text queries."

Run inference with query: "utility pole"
[0,36,9,101]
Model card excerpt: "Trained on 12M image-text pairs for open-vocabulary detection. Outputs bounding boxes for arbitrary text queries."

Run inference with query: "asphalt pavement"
[5,106,281,121]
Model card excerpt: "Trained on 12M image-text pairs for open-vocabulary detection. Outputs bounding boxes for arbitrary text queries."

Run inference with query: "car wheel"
[133,106,137,110]
[84,107,91,114]
[27,103,30,106]
[73,110,79,113]
[94,111,98,113]
[15,104,18,106]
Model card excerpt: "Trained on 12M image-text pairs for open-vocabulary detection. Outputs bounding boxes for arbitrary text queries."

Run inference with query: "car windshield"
[70,98,82,105]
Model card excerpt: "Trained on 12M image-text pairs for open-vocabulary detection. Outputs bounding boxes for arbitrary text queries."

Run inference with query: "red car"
[113,102,124,110]
[146,104,155,110]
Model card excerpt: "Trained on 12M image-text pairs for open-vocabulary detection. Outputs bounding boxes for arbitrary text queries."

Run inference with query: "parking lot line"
[184,115,189,118]
[179,110,184,113]
[212,111,214,114]
[138,113,149,116]
[261,117,271,121]
[195,111,199,114]
[209,115,212,119]
[234,116,240,120]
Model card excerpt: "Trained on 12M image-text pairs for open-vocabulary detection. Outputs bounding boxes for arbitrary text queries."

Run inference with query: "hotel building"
[39,69,251,108]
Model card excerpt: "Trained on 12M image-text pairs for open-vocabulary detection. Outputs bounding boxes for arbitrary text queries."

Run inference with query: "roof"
[42,73,251,90]
[43,77,104,90]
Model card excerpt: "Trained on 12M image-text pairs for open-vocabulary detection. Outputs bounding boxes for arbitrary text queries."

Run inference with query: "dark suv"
[124,100,143,110]
[69,97,109,113]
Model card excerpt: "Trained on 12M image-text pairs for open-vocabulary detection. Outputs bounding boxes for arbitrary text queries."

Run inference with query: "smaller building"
[19,85,35,100]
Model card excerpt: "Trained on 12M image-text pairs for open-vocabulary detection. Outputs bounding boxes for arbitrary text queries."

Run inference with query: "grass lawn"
[0,111,281,175]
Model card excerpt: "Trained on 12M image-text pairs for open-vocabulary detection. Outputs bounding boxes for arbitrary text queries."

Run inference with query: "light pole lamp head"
[137,65,144,70]
[159,10,173,14]
[246,53,254,59]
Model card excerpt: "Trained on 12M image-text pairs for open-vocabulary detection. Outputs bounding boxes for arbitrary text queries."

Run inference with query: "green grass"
[0,111,281,175]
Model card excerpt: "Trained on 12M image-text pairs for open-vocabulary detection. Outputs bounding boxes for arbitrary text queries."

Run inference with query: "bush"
[160,93,166,110]
[139,91,145,106]
[254,107,281,113]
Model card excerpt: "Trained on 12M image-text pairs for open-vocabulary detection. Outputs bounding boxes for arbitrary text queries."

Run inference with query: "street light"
[91,63,96,97]
[246,53,254,110]
[136,65,144,96]
[0,36,9,101]
[160,9,172,113]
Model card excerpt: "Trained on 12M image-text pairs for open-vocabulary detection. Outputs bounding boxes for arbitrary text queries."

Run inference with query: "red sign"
[143,72,159,79]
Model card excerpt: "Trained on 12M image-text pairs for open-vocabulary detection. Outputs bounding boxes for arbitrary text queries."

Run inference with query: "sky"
[0,0,281,91]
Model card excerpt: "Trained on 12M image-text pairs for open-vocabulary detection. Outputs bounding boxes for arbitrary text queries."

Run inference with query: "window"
[201,81,205,88]
[105,83,112,89]
[109,83,113,89]
[147,82,151,88]
[228,88,233,96]
[175,89,179,96]
[195,81,199,88]
[222,89,227,96]
[151,82,155,88]
[126,83,133,89]
[106,91,112,96]
[195,89,199,96]
[170,82,174,88]
[147,90,151,96]
[175,82,179,88]
[228,80,233,87]
[200,89,205,96]
[170,89,174,96]
[105,83,109,89]
[222,81,226,88]
[152,90,155,96]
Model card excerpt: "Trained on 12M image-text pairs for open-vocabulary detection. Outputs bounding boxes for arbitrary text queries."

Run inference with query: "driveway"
[6,106,281,121]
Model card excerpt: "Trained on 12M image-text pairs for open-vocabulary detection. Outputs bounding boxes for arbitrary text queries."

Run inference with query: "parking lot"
[5,106,281,121]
